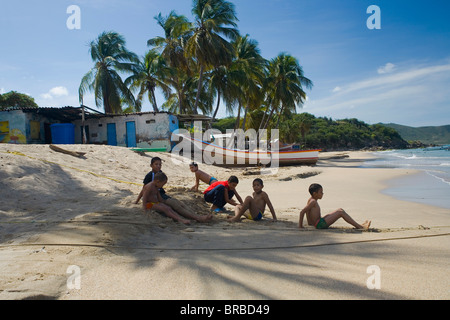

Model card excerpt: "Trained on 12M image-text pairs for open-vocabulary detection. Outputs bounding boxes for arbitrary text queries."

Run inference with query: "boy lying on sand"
[299,183,371,230]
[189,162,218,192]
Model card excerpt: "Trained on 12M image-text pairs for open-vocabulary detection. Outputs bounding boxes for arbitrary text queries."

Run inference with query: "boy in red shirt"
[204,175,243,213]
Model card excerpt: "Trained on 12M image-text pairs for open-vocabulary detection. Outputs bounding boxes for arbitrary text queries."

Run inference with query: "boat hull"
[175,134,320,167]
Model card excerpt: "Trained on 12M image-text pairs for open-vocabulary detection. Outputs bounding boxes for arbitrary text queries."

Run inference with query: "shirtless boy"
[189,162,218,192]
[142,172,212,224]
[228,178,277,222]
[299,183,371,229]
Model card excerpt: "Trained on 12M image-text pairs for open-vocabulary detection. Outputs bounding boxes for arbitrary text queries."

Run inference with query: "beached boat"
[173,133,320,167]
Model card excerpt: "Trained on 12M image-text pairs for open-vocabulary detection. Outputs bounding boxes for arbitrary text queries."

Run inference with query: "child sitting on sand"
[227,178,277,222]
[137,157,212,223]
[189,162,218,192]
[142,172,212,224]
[299,183,371,230]
[204,175,243,213]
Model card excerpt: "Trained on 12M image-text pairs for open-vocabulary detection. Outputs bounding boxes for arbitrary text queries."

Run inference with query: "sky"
[1,0,450,127]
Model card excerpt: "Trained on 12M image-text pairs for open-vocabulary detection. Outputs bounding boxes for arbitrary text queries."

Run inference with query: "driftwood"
[49,144,86,158]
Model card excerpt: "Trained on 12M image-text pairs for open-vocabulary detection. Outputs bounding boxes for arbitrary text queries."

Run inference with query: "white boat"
[173,133,320,167]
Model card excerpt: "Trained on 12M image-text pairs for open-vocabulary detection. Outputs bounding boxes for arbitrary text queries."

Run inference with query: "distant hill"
[381,123,450,145]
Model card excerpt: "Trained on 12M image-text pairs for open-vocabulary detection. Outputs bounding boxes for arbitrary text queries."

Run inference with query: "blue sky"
[1,0,449,127]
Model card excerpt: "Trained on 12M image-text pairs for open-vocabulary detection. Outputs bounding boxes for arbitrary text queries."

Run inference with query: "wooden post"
[81,105,86,144]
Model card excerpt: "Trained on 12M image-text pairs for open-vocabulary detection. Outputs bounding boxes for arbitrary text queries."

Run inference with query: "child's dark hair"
[154,172,168,182]
[308,183,322,195]
[190,162,198,167]
[228,175,239,184]
[151,157,162,165]
[253,178,263,186]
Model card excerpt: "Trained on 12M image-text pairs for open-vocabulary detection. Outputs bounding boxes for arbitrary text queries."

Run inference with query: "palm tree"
[125,49,171,113]
[230,35,267,130]
[79,31,139,114]
[261,53,313,129]
[148,11,194,114]
[187,0,239,114]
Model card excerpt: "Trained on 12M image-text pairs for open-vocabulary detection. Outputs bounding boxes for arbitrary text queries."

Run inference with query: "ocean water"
[362,146,450,209]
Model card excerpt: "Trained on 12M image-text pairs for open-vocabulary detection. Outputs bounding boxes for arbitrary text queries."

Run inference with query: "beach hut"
[0,106,86,144]
[72,111,179,151]
[0,106,179,151]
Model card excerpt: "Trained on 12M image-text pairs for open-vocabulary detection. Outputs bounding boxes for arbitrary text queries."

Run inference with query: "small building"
[0,106,180,151]
[0,107,83,144]
[73,111,179,151]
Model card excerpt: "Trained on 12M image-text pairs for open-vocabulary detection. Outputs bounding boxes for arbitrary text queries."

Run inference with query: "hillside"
[214,114,410,151]
[381,123,450,145]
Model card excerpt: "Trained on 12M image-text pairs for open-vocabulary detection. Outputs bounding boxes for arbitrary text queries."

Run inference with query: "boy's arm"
[141,185,149,211]
[234,190,243,205]
[157,188,164,203]
[135,186,144,204]
[264,193,277,221]
[224,189,239,206]
[191,173,200,191]
[299,200,316,228]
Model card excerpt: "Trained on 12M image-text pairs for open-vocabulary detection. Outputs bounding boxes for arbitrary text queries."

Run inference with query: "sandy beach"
[0,144,449,300]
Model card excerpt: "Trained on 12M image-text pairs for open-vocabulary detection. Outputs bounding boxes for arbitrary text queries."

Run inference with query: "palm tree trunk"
[175,78,184,114]
[262,105,276,130]
[259,110,267,131]
[234,101,241,130]
[212,87,221,121]
[275,104,284,129]
[193,64,204,115]
[149,86,159,113]
[241,106,248,131]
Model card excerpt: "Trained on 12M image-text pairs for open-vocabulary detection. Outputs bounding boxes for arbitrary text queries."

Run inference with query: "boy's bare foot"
[180,219,192,225]
[226,215,241,222]
[361,220,371,230]
[197,214,213,222]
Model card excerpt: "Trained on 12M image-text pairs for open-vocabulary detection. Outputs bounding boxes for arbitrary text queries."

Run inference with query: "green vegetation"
[0,91,39,109]
[214,113,409,150]
[381,123,450,145]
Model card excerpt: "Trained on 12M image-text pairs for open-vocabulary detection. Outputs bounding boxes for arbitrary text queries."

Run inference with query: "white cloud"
[0,87,5,94]
[49,86,69,97]
[332,86,341,93]
[41,86,69,99]
[377,62,396,74]
[307,61,450,126]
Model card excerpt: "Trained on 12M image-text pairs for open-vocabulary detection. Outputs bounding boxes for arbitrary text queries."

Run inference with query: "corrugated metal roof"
[1,106,182,122]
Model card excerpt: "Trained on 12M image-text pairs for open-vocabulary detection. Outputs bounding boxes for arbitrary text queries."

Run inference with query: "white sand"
[0,144,449,300]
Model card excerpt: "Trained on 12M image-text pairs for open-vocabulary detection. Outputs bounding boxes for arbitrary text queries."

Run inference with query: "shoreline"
[358,150,450,210]
[1,145,449,300]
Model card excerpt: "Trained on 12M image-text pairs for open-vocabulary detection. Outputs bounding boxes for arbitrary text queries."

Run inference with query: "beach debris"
[32,246,47,254]
[279,171,321,181]
[49,144,86,158]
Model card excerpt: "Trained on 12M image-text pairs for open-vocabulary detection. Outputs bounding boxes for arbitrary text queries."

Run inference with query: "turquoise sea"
[362,146,450,209]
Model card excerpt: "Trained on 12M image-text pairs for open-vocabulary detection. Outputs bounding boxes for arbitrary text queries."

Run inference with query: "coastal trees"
[125,49,171,113]
[187,0,239,114]
[148,11,194,114]
[0,91,39,109]
[79,31,139,114]
[261,53,313,130]
[78,0,313,124]
[230,35,267,130]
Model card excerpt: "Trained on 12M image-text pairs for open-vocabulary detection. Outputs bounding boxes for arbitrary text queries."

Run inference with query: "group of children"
[136,157,371,230]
